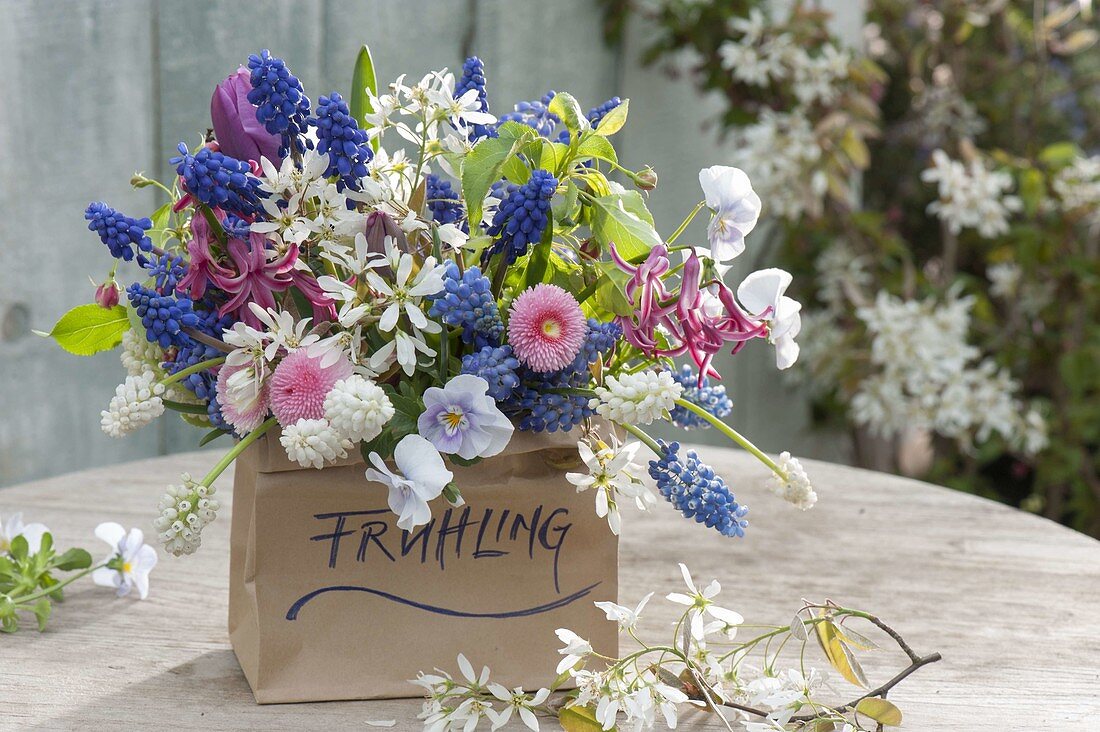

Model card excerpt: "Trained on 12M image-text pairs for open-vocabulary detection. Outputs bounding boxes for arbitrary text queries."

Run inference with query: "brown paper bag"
[229,427,619,704]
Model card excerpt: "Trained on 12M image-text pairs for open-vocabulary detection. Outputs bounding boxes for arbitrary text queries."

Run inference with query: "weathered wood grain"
[2,449,1097,729]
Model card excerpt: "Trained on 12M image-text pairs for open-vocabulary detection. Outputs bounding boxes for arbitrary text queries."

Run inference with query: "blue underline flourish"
[285,582,602,621]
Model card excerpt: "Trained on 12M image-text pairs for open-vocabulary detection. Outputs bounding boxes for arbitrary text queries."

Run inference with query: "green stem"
[199,417,277,488]
[673,398,787,479]
[666,200,706,246]
[13,564,105,606]
[618,422,663,456]
[576,274,607,304]
[159,356,226,387]
[431,225,449,381]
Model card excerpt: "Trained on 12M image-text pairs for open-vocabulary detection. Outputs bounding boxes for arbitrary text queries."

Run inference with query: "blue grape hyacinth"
[455,56,492,140]
[165,302,234,400]
[126,283,201,349]
[648,441,748,538]
[84,203,154,263]
[170,143,268,218]
[461,345,521,401]
[669,364,733,429]
[246,49,311,157]
[428,261,503,346]
[497,91,559,138]
[486,169,557,263]
[145,253,188,296]
[425,174,467,230]
[504,320,620,432]
[311,92,373,192]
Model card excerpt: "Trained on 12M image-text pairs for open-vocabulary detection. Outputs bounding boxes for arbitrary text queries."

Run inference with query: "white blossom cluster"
[1052,154,1100,226]
[850,292,1046,454]
[768,452,817,510]
[280,418,352,470]
[728,110,826,220]
[412,653,550,731]
[719,9,851,107]
[814,242,872,313]
[591,371,683,426]
[100,371,166,437]
[921,149,1022,238]
[152,474,220,556]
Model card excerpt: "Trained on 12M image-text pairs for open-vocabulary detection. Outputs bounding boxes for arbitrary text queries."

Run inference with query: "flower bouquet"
[47,46,817,701]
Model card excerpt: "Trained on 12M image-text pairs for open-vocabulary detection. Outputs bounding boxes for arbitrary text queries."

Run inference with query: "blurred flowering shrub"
[602,0,1100,535]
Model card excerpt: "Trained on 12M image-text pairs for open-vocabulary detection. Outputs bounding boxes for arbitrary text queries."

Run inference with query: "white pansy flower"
[365,434,453,531]
[698,165,762,261]
[0,512,50,555]
[324,375,395,443]
[280,418,351,469]
[768,452,817,510]
[91,522,157,599]
[590,371,683,426]
[100,371,166,437]
[738,268,802,369]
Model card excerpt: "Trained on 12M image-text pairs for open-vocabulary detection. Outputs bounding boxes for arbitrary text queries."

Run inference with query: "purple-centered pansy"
[417,374,514,461]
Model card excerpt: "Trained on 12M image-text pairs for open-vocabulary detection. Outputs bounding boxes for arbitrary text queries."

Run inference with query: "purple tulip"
[211,68,281,165]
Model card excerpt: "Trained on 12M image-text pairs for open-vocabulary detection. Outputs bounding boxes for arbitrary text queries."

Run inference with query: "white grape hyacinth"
[281,418,351,469]
[590,371,683,426]
[153,474,220,556]
[323,374,395,443]
[100,371,166,437]
[768,452,817,510]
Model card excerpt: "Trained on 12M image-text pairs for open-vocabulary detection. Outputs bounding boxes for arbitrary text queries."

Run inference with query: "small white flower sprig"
[0,513,156,633]
[411,564,941,731]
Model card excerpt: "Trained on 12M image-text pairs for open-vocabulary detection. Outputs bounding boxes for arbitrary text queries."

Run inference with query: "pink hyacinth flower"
[610,243,676,356]
[268,347,353,426]
[507,284,588,372]
[208,232,298,328]
[659,253,767,383]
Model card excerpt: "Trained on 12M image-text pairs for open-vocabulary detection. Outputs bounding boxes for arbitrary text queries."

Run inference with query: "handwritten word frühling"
[310,504,573,593]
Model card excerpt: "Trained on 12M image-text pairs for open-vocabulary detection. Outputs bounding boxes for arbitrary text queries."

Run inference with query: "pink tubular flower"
[611,244,767,384]
[178,210,233,300]
[507,284,588,372]
[269,347,353,426]
[610,243,675,356]
[215,362,270,434]
[208,232,298,327]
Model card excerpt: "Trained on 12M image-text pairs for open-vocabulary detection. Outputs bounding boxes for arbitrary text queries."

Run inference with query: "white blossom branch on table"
[412,564,940,731]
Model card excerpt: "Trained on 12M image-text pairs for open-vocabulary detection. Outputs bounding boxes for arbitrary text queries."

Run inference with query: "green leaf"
[9,536,28,562]
[594,99,628,136]
[462,122,537,228]
[855,697,903,726]
[592,265,633,318]
[548,91,585,135]
[148,202,174,247]
[199,428,229,447]
[350,44,379,153]
[559,705,605,732]
[0,556,15,578]
[589,191,662,260]
[575,133,618,165]
[38,304,129,356]
[1039,142,1080,167]
[33,598,51,632]
[53,548,92,572]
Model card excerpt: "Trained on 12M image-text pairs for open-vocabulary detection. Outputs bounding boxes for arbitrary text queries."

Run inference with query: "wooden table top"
[2,448,1098,730]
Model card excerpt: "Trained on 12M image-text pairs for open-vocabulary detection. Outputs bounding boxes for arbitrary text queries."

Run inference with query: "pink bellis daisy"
[269,346,353,426]
[215,362,271,434]
[507,284,587,372]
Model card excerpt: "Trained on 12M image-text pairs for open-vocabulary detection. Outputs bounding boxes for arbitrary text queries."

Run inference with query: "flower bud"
[211,68,281,165]
[635,166,658,191]
[363,210,409,255]
[95,279,120,309]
